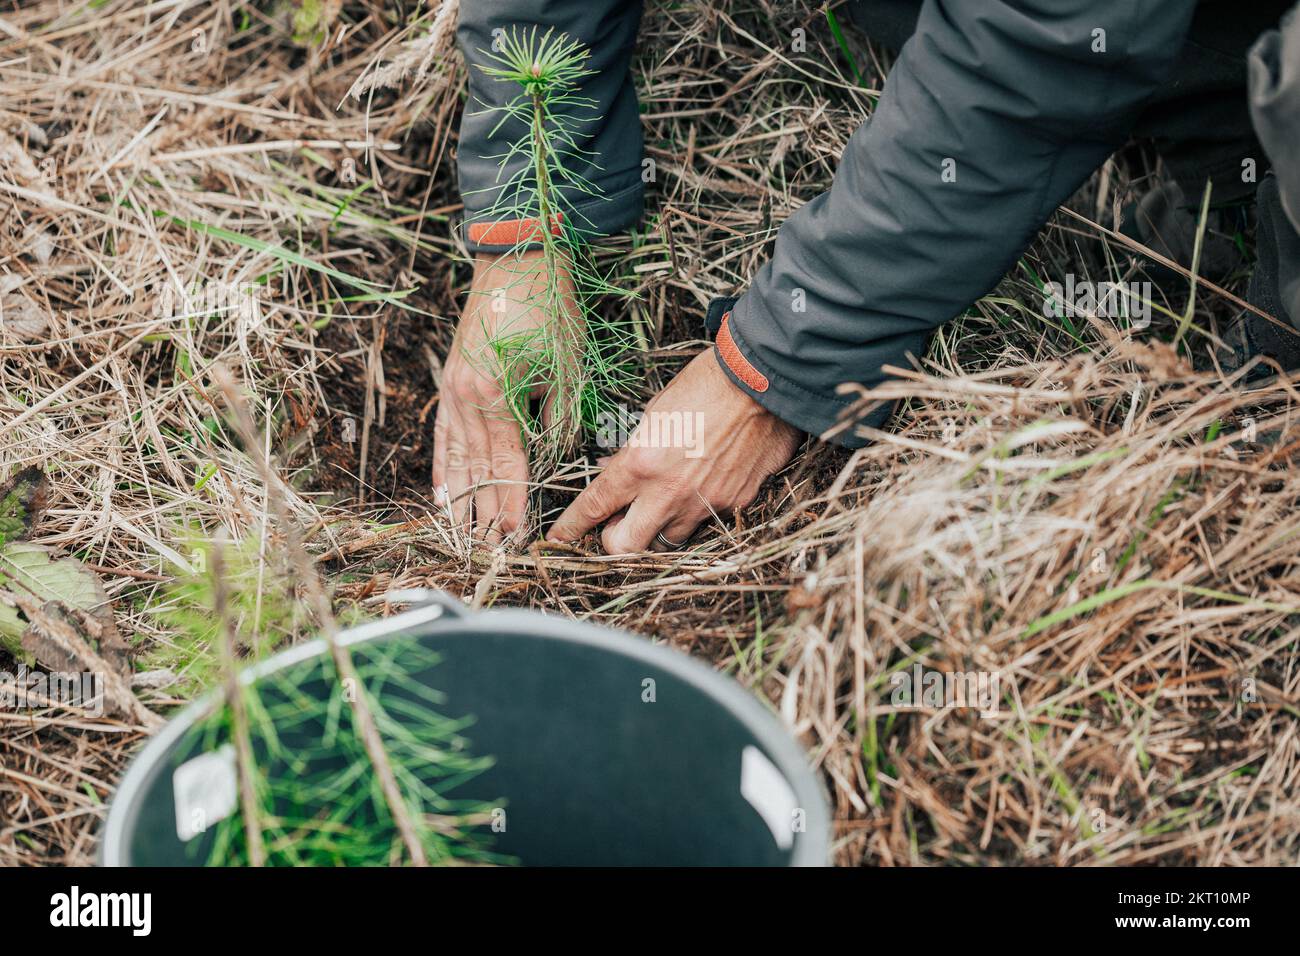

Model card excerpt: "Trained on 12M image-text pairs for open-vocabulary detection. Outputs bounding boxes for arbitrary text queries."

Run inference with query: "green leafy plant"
[0,467,115,660]
[282,0,340,46]
[468,27,641,468]
[0,541,114,659]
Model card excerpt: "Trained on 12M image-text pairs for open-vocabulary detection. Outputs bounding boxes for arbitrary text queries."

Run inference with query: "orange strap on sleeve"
[715,312,769,392]
[467,214,565,246]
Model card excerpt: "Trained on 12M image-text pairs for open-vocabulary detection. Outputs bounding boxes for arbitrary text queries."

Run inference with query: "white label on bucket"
[740,745,798,850]
[173,744,238,842]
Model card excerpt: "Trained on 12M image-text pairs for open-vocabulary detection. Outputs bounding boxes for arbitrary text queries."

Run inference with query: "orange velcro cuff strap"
[716,312,769,392]
[467,214,564,246]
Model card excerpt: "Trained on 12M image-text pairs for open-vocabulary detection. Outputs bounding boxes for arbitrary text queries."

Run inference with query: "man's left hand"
[547,350,803,554]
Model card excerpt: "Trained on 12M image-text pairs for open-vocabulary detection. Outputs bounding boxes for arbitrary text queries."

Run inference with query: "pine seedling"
[169,370,513,866]
[157,532,510,865]
[190,633,511,867]
[466,27,641,470]
[149,529,313,697]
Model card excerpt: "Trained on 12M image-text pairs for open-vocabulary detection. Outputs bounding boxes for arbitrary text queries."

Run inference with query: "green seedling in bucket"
[156,537,510,867]
[185,633,510,867]
[147,372,513,867]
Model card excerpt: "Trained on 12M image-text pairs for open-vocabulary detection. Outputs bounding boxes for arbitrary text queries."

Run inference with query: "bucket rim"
[99,593,832,866]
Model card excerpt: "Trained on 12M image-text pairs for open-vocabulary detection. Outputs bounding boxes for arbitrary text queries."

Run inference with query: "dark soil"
[308,301,453,522]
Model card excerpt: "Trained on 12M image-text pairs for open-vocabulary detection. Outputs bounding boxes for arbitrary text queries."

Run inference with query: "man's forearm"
[718,0,1199,446]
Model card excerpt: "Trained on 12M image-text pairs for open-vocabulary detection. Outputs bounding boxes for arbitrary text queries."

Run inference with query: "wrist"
[707,344,795,431]
[473,247,545,270]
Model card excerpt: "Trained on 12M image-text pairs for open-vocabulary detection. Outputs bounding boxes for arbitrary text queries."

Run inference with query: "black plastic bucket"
[100,591,830,866]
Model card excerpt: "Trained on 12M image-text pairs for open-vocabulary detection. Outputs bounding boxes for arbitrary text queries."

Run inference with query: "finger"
[431,393,452,501]
[442,422,474,528]
[597,510,627,548]
[602,495,673,555]
[473,481,499,543]
[464,412,497,540]
[655,510,707,551]
[433,388,476,521]
[445,451,473,526]
[547,459,637,542]
[484,413,529,540]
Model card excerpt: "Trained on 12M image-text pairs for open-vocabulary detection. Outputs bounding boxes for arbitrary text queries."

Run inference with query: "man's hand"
[547,350,803,554]
[432,250,576,543]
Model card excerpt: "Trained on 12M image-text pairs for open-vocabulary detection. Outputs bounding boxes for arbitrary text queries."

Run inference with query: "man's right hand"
[432,250,575,543]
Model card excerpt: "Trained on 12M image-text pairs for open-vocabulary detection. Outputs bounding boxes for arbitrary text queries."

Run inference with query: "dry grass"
[2,0,1298,866]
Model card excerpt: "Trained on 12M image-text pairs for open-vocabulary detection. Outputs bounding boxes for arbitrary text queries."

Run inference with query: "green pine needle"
[465,27,643,478]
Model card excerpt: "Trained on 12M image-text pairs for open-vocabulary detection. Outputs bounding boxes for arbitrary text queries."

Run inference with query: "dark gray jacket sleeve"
[455,0,644,253]
[1249,4,1300,229]
[718,0,1199,446]
[1247,3,1300,329]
